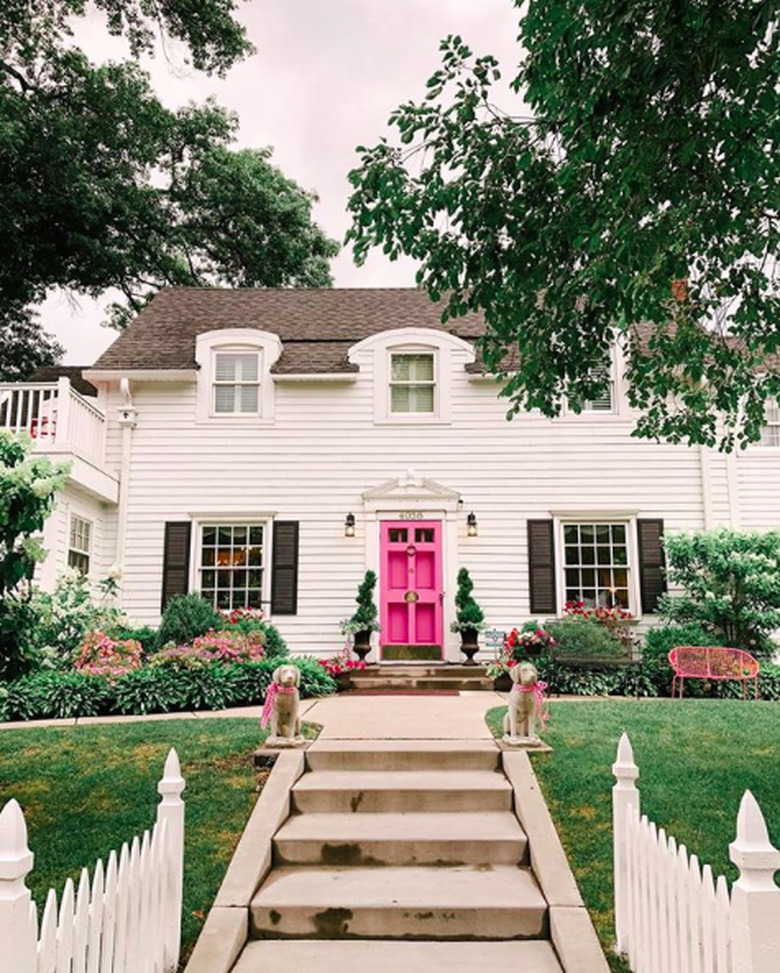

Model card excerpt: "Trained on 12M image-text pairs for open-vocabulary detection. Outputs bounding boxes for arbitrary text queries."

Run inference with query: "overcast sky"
[41,0,523,364]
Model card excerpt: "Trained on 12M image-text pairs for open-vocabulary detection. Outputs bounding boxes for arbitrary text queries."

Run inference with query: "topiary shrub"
[451,568,485,632]
[157,594,222,648]
[342,570,380,634]
[544,616,626,660]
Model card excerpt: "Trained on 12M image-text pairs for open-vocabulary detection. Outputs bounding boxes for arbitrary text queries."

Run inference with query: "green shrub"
[451,567,485,631]
[218,615,289,658]
[660,528,780,655]
[157,595,222,647]
[0,656,336,722]
[342,571,380,634]
[544,616,626,660]
[2,671,111,721]
[110,624,158,655]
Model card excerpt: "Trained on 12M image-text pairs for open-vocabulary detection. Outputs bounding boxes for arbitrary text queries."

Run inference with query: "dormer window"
[195,329,282,424]
[214,352,260,414]
[390,352,435,414]
[760,399,780,447]
[582,364,614,412]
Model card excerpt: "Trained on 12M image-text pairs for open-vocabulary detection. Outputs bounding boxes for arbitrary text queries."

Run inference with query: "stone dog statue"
[261,664,304,747]
[503,661,549,746]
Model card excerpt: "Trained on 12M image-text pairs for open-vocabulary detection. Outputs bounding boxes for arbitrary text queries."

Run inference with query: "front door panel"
[380,521,443,659]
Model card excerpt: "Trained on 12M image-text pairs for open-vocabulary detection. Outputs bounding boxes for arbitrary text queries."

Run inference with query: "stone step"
[291,770,513,813]
[349,676,493,691]
[250,864,547,940]
[273,812,527,866]
[351,665,489,678]
[233,940,563,972]
[306,740,501,773]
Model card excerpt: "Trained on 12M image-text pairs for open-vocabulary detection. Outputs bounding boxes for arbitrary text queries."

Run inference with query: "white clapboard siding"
[613,734,780,973]
[96,353,755,654]
[0,750,185,973]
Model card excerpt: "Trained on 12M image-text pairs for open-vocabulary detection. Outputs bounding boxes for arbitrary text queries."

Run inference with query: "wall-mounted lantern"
[467,512,478,537]
[344,513,356,537]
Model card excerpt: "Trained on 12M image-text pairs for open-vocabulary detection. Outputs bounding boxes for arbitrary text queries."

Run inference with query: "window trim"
[195,329,282,425]
[561,347,620,418]
[193,518,272,614]
[553,514,642,618]
[68,513,93,576]
[348,328,476,426]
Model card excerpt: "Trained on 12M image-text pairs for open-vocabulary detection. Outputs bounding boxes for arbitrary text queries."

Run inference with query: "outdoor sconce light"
[467,512,478,537]
[344,513,356,537]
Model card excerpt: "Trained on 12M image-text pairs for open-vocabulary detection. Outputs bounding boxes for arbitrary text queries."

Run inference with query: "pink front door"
[380,520,443,658]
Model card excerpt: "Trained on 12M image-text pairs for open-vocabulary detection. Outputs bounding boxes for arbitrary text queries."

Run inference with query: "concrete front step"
[350,676,493,691]
[273,811,527,866]
[306,740,501,773]
[250,864,547,940]
[292,769,513,813]
[351,665,488,678]
[233,940,564,973]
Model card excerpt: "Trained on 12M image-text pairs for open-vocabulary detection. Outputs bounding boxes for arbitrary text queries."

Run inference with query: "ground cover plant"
[485,700,780,971]
[0,718,317,964]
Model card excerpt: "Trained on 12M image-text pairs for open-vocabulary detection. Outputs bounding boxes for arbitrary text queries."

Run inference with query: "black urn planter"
[353,629,372,661]
[459,628,480,665]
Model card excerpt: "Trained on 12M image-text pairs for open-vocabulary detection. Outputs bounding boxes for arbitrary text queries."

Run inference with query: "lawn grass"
[487,700,780,971]
[0,718,316,963]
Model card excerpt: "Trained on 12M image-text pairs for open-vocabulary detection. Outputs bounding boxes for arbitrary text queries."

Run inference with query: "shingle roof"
[27,366,98,397]
[92,288,485,374]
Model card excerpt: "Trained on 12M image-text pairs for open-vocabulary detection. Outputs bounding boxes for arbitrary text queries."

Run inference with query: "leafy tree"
[347,2,780,450]
[0,0,339,375]
[0,432,69,678]
[659,529,780,654]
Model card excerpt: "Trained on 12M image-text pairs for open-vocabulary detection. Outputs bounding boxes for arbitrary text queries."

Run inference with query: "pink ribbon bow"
[513,680,550,732]
[261,683,297,728]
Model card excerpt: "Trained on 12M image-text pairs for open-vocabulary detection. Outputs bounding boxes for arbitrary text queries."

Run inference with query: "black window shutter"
[637,519,666,614]
[272,521,299,615]
[161,522,191,610]
[528,520,557,615]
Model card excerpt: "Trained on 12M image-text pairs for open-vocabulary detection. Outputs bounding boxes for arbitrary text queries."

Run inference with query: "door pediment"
[362,469,461,513]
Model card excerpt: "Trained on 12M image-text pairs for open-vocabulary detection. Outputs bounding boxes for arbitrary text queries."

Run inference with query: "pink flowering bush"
[318,657,367,677]
[150,628,266,668]
[563,600,634,623]
[75,631,143,680]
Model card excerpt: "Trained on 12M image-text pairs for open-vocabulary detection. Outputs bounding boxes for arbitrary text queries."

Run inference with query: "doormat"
[341,689,459,696]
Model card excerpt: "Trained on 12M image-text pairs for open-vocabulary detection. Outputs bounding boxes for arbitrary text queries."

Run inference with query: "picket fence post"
[0,799,37,973]
[613,732,640,955]
[157,747,185,971]
[729,790,780,973]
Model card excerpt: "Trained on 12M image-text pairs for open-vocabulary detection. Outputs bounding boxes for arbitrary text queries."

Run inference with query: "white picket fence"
[613,733,780,973]
[0,748,185,973]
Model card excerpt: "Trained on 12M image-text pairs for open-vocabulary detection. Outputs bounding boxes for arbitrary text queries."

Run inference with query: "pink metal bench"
[668,646,760,700]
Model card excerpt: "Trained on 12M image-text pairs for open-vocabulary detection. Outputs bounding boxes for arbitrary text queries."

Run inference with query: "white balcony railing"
[0,377,107,469]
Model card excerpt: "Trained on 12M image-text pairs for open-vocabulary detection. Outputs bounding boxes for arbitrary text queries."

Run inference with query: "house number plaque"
[398,511,424,520]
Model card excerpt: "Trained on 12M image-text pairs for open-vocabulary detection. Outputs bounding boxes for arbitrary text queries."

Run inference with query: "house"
[2,288,779,660]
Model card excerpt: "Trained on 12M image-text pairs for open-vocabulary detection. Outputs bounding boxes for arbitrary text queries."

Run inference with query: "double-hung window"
[390,352,435,414]
[760,399,780,447]
[68,516,92,575]
[563,522,630,609]
[582,364,614,412]
[199,524,265,610]
[213,352,260,415]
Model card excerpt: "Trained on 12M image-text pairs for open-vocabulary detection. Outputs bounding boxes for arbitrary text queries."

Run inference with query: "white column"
[55,376,72,448]
[612,732,640,955]
[0,800,37,973]
[729,790,780,973]
[156,749,185,972]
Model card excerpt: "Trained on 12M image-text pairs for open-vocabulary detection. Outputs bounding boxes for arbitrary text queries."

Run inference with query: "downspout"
[115,378,137,593]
